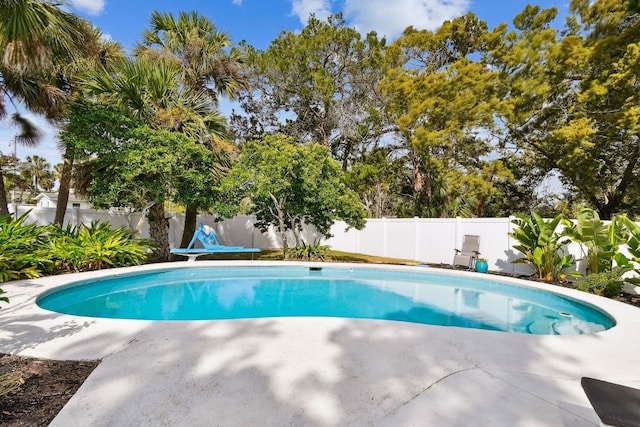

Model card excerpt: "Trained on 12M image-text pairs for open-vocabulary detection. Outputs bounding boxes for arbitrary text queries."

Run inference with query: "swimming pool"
[36,264,615,335]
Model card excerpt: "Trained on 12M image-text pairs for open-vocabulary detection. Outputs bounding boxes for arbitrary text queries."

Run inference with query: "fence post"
[508,215,515,275]
[382,217,388,257]
[72,204,80,227]
[414,217,419,261]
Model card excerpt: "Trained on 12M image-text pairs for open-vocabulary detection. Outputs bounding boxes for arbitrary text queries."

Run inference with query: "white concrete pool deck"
[2,261,640,426]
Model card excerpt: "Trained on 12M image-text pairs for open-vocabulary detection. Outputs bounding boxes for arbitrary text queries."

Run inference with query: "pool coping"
[2,261,640,426]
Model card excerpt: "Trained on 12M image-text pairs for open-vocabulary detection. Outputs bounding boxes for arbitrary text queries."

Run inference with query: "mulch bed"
[0,354,99,426]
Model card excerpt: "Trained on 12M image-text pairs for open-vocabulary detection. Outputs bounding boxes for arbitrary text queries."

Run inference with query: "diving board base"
[172,252,206,262]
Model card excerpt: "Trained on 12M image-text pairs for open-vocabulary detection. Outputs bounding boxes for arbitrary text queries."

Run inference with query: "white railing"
[8,205,630,276]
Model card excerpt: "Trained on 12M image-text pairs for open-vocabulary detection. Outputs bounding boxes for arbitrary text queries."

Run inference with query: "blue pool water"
[36,266,615,335]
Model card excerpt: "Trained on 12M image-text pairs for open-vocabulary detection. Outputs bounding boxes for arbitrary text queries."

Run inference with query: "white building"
[34,192,91,209]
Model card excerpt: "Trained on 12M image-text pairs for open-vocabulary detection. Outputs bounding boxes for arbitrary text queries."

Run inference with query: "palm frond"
[10,112,42,147]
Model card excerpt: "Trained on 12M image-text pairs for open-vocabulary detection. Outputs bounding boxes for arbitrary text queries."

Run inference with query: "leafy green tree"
[219,134,365,256]
[136,10,244,246]
[489,1,640,218]
[61,99,225,261]
[345,147,406,218]
[232,13,389,166]
[77,55,228,259]
[381,14,501,217]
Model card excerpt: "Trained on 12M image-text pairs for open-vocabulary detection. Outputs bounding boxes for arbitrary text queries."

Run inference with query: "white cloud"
[232,0,243,5]
[344,0,470,39]
[290,0,332,24]
[70,0,105,16]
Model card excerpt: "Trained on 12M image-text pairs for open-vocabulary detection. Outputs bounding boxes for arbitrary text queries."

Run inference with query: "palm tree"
[136,10,247,247]
[23,154,51,193]
[0,122,41,216]
[0,0,96,116]
[54,29,125,225]
[80,56,229,260]
[0,0,97,216]
[137,10,247,103]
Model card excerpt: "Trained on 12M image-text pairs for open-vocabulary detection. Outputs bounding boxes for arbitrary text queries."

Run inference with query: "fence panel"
[415,218,458,264]
[384,218,416,260]
[355,220,386,257]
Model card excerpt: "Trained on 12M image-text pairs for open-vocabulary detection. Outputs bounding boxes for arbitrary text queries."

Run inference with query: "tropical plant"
[0,212,51,286]
[576,266,629,298]
[22,155,51,193]
[0,117,42,216]
[510,211,578,281]
[616,215,640,285]
[0,0,98,216]
[47,221,153,272]
[562,208,628,275]
[137,10,247,103]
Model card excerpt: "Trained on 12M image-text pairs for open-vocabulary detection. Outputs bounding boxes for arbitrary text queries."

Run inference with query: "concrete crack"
[383,366,480,419]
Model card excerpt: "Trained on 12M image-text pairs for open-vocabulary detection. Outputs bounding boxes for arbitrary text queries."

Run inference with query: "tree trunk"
[411,147,428,216]
[54,155,74,225]
[180,205,198,248]
[147,202,170,262]
[0,169,10,218]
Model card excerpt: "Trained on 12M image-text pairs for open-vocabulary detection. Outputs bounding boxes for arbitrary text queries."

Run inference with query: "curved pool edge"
[3,261,640,350]
[3,261,640,427]
[33,260,621,326]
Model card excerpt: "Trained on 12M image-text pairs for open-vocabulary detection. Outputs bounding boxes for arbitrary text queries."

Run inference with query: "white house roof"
[34,192,88,203]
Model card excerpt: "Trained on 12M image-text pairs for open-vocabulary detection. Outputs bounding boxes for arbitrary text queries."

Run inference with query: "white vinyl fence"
[325,217,539,276]
[7,205,620,276]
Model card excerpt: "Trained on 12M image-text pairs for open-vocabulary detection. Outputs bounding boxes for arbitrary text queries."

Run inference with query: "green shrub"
[0,212,51,284]
[576,267,628,298]
[47,221,154,272]
[287,244,330,261]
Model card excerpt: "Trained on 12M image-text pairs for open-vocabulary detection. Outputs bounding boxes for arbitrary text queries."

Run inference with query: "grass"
[170,248,424,265]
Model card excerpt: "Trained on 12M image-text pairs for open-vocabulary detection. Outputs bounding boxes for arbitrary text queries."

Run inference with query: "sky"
[0,0,569,167]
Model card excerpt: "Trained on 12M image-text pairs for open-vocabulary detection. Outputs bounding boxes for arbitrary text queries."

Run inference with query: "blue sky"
[1,0,568,166]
